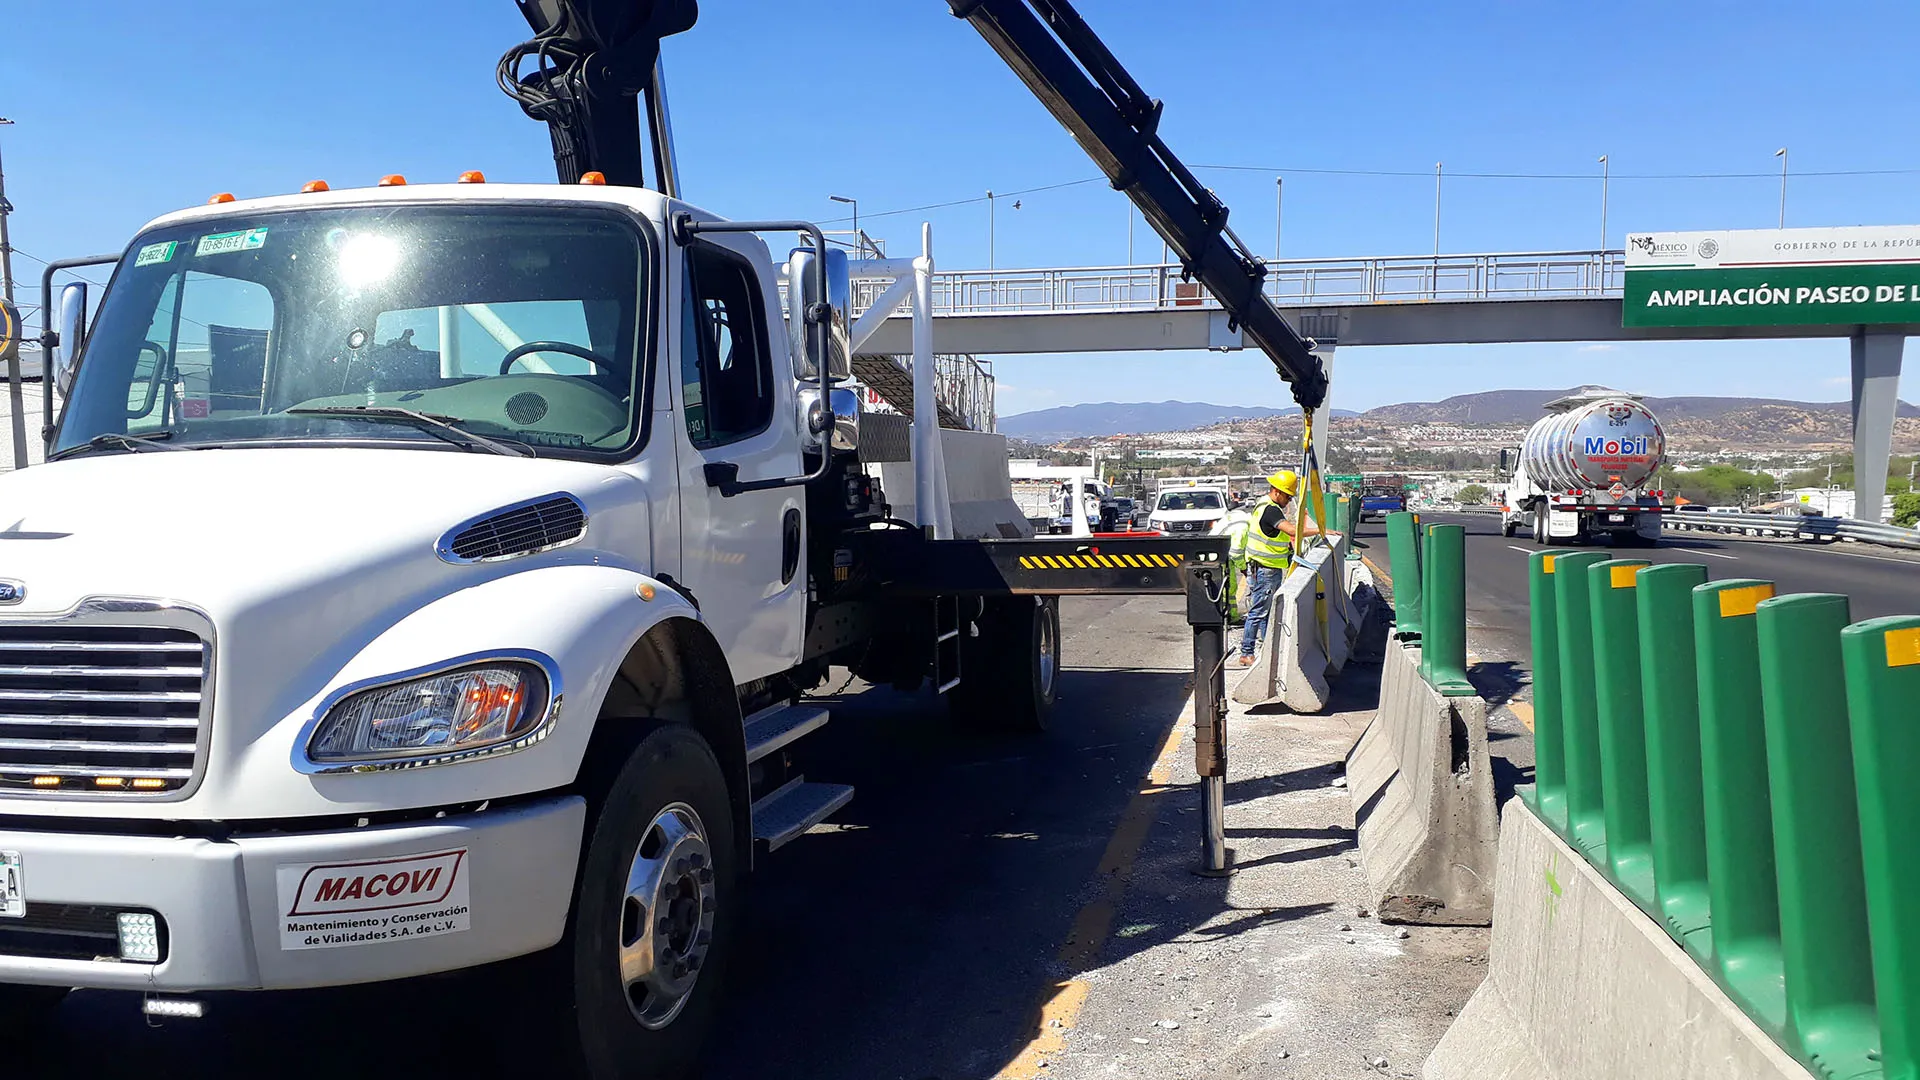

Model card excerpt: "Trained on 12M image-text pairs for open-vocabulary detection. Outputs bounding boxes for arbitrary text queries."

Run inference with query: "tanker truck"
[1497,387,1670,546]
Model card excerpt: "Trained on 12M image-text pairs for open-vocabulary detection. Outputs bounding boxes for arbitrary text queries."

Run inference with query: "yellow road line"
[1362,553,1391,587]
[994,700,1192,1079]
[1509,699,1535,731]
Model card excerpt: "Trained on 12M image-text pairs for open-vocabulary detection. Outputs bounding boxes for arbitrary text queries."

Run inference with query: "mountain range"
[999,400,1361,441]
[1001,389,1918,441]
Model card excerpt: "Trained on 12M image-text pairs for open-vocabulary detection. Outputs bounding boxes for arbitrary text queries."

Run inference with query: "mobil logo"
[1585,435,1648,457]
[285,849,467,916]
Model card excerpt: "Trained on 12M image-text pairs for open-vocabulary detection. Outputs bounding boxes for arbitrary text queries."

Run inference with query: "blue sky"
[5,0,1918,414]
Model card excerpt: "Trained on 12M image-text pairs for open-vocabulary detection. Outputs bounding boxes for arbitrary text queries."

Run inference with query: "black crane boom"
[949,0,1329,410]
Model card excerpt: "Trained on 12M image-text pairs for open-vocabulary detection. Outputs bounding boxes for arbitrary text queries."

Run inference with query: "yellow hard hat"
[1268,470,1300,496]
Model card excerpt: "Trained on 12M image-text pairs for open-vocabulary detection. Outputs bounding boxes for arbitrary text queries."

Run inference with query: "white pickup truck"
[0,180,1061,1077]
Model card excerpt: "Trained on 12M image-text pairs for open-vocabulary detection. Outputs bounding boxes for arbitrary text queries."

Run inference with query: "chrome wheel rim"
[616,801,716,1030]
[1036,604,1058,698]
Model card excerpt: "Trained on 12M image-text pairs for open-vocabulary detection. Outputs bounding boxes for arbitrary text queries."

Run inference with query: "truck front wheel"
[951,596,1061,733]
[564,724,737,1080]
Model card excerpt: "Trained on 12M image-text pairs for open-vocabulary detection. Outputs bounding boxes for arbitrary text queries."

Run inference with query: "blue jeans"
[1238,563,1287,656]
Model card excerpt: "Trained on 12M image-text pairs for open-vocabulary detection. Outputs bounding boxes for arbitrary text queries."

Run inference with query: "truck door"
[670,231,807,683]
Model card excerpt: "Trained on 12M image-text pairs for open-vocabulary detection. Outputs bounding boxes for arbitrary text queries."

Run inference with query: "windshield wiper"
[50,431,187,460]
[285,406,535,457]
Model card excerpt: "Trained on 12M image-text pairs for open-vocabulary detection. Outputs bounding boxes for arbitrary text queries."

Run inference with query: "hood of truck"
[0,448,646,618]
[0,447,657,818]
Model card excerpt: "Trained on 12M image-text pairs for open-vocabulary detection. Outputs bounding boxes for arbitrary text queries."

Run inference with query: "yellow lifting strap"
[1298,407,1347,658]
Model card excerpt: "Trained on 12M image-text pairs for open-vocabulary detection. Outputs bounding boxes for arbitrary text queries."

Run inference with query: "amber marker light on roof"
[208,193,235,204]
[379,174,407,187]
[301,180,330,193]
[457,170,486,184]
[580,171,607,185]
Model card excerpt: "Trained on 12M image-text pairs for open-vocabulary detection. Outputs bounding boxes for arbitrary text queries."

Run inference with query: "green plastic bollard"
[1589,559,1657,913]
[1385,512,1423,641]
[1553,550,1612,862]
[1693,579,1786,1036]
[1756,593,1881,1079]
[1522,549,1579,836]
[1422,524,1474,696]
[1841,615,1920,1080]
[1635,563,1713,960]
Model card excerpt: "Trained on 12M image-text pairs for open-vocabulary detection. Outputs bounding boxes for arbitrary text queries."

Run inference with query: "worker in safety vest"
[1234,469,1322,667]
[1209,499,1256,624]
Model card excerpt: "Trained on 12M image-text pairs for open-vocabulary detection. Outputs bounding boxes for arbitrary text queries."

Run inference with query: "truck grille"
[0,623,208,797]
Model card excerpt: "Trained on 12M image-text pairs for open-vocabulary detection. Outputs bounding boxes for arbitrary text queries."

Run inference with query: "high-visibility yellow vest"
[1212,508,1253,559]
[1243,495,1294,569]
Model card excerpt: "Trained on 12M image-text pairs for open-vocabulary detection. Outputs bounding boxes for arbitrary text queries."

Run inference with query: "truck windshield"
[54,204,651,459]
[1158,491,1222,511]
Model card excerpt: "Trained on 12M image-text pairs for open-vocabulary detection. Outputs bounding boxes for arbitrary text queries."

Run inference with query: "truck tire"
[1501,518,1517,538]
[561,724,738,1080]
[0,985,65,1039]
[950,596,1061,733]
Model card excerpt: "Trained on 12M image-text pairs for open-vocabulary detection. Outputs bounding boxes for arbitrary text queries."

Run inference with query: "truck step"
[751,777,855,853]
[743,704,830,765]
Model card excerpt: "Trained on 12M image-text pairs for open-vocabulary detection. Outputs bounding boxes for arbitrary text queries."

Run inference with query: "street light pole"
[1598,154,1609,250]
[828,194,857,256]
[986,189,995,272]
[1274,175,1283,261]
[1775,147,1788,228]
[0,117,25,472]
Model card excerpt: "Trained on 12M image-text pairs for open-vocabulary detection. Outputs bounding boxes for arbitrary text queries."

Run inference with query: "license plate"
[1,851,23,918]
[1608,514,1627,523]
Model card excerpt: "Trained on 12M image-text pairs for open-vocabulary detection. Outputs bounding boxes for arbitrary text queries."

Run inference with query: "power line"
[1193,163,1920,180]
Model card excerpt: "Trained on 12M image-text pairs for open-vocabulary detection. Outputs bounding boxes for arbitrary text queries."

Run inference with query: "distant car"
[1147,487,1228,534]
[1357,487,1405,522]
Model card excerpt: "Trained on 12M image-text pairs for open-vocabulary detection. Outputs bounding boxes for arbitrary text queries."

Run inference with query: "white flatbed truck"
[0,2,1328,1077]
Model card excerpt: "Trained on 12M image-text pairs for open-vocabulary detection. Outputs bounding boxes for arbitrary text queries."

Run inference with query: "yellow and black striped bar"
[879,535,1230,597]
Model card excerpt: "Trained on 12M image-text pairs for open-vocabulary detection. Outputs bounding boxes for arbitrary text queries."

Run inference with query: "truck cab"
[0,178,1070,1077]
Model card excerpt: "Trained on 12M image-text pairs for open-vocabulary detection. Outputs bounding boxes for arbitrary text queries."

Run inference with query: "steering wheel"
[499,340,620,376]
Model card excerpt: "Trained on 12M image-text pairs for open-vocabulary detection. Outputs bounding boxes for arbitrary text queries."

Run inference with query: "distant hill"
[1360,387,1920,425]
[999,400,1360,441]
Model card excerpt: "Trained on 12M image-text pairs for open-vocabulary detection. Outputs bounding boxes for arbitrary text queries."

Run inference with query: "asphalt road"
[18,596,1203,1080]
[1346,511,1920,808]
[1395,511,1920,671]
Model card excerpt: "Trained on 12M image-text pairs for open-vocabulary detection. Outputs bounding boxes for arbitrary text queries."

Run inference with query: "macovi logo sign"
[1623,225,1920,328]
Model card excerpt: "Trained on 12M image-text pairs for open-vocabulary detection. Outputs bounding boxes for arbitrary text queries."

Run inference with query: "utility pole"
[0,116,26,472]
[1775,147,1788,228]
[1432,162,1443,256]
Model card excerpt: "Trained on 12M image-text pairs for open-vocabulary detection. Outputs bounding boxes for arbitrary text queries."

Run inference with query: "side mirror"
[796,386,862,453]
[55,282,87,396]
[1498,447,1513,473]
[786,245,850,380]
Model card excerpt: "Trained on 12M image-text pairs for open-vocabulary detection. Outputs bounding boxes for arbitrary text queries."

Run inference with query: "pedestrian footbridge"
[852,249,1913,353]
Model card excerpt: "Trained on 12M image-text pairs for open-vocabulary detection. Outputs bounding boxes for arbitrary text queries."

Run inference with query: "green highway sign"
[1625,225,1920,328]
[1325,473,1363,483]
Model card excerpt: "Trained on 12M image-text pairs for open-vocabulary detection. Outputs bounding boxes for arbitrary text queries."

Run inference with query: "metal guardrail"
[1666,512,1920,550]
[850,250,1624,319]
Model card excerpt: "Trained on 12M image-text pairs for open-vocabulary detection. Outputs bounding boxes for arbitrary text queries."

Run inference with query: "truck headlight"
[307,659,555,768]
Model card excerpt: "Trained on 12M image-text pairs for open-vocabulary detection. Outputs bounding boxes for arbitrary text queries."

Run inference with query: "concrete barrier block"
[1423,801,1815,1080]
[1347,637,1498,924]
[1232,550,1334,710]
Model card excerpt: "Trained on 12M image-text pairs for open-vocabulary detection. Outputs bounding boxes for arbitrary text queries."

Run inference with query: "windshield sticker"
[180,398,211,419]
[195,227,269,258]
[133,241,178,267]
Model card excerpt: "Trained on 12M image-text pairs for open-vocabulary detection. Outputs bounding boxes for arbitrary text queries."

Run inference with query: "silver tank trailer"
[1518,395,1665,496]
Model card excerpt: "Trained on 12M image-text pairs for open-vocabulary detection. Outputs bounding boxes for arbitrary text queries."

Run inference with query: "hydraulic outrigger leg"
[1188,563,1232,875]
